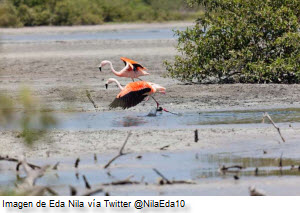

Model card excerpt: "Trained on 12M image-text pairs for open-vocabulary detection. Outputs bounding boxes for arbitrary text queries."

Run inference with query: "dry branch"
[262,112,285,143]
[82,175,91,189]
[82,188,103,196]
[194,129,198,142]
[153,168,172,184]
[0,155,41,171]
[220,165,244,172]
[159,145,170,150]
[103,175,140,186]
[86,90,98,109]
[53,162,59,170]
[104,132,132,169]
[75,158,80,168]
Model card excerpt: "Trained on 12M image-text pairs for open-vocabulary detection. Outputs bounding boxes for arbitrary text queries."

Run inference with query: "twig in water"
[160,145,170,150]
[255,167,259,176]
[53,162,59,170]
[82,175,91,189]
[279,153,283,168]
[75,158,80,168]
[69,185,77,196]
[94,154,97,163]
[262,112,285,143]
[0,155,41,171]
[103,175,140,185]
[86,90,98,109]
[82,188,103,196]
[234,175,239,180]
[153,168,172,184]
[220,165,244,172]
[194,129,198,142]
[104,132,132,169]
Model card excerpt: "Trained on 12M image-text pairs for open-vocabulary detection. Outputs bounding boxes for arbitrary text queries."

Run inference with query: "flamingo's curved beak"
[99,67,102,72]
[105,84,108,89]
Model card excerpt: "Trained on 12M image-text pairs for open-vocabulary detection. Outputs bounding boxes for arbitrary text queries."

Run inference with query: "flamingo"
[105,78,165,110]
[99,57,149,81]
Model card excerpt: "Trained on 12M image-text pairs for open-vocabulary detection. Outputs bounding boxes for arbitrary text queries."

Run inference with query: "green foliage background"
[0,0,201,27]
[165,0,300,83]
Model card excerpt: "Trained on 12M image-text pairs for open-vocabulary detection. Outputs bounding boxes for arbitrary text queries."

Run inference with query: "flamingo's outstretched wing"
[109,88,151,109]
[120,57,147,71]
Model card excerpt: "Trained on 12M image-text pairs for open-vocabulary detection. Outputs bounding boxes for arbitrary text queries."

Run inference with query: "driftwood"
[153,168,195,185]
[194,129,199,142]
[220,165,244,172]
[86,90,98,109]
[69,185,77,196]
[159,145,170,150]
[75,158,80,168]
[53,162,59,170]
[104,132,132,169]
[262,112,286,143]
[82,175,91,189]
[153,168,172,184]
[0,155,41,171]
[103,175,140,186]
[82,188,103,196]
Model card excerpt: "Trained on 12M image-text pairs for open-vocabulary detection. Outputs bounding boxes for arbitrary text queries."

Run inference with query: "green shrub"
[2,0,201,27]
[0,1,21,27]
[165,0,300,83]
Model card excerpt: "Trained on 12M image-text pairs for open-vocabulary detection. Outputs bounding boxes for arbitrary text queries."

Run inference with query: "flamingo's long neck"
[107,61,122,77]
[112,79,124,90]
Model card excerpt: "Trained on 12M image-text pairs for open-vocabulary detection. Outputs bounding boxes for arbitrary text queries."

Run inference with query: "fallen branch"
[194,129,198,142]
[82,175,91,189]
[75,158,80,168]
[86,90,98,109]
[53,162,59,170]
[82,188,103,196]
[104,132,132,169]
[159,145,170,150]
[153,168,172,184]
[220,165,244,172]
[0,155,40,171]
[69,185,77,196]
[103,175,140,186]
[262,112,285,143]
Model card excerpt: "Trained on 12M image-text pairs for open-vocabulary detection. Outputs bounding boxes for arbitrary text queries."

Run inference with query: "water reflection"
[112,116,147,127]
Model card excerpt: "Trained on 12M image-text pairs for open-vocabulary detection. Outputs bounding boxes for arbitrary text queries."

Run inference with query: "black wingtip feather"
[109,88,151,109]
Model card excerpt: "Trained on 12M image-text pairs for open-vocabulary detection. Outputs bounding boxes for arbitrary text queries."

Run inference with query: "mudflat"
[1,22,300,195]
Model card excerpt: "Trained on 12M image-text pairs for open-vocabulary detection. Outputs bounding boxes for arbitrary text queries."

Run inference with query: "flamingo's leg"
[131,78,135,82]
[151,96,160,109]
[144,96,150,102]
[137,78,143,81]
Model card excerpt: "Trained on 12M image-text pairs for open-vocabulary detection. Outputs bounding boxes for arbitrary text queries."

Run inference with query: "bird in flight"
[105,78,165,109]
[99,57,149,81]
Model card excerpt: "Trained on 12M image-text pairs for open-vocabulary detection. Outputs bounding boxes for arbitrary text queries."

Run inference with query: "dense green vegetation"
[165,0,300,83]
[0,0,201,27]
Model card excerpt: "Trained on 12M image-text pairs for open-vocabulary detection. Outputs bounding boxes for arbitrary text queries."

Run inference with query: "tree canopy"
[166,0,300,83]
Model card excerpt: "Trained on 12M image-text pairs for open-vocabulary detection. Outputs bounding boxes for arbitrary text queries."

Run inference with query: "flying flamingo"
[99,57,149,81]
[105,78,166,110]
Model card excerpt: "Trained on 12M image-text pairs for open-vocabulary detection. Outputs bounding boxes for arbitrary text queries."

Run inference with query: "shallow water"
[0,27,185,43]
[3,108,300,130]
[1,149,300,195]
[43,108,300,130]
